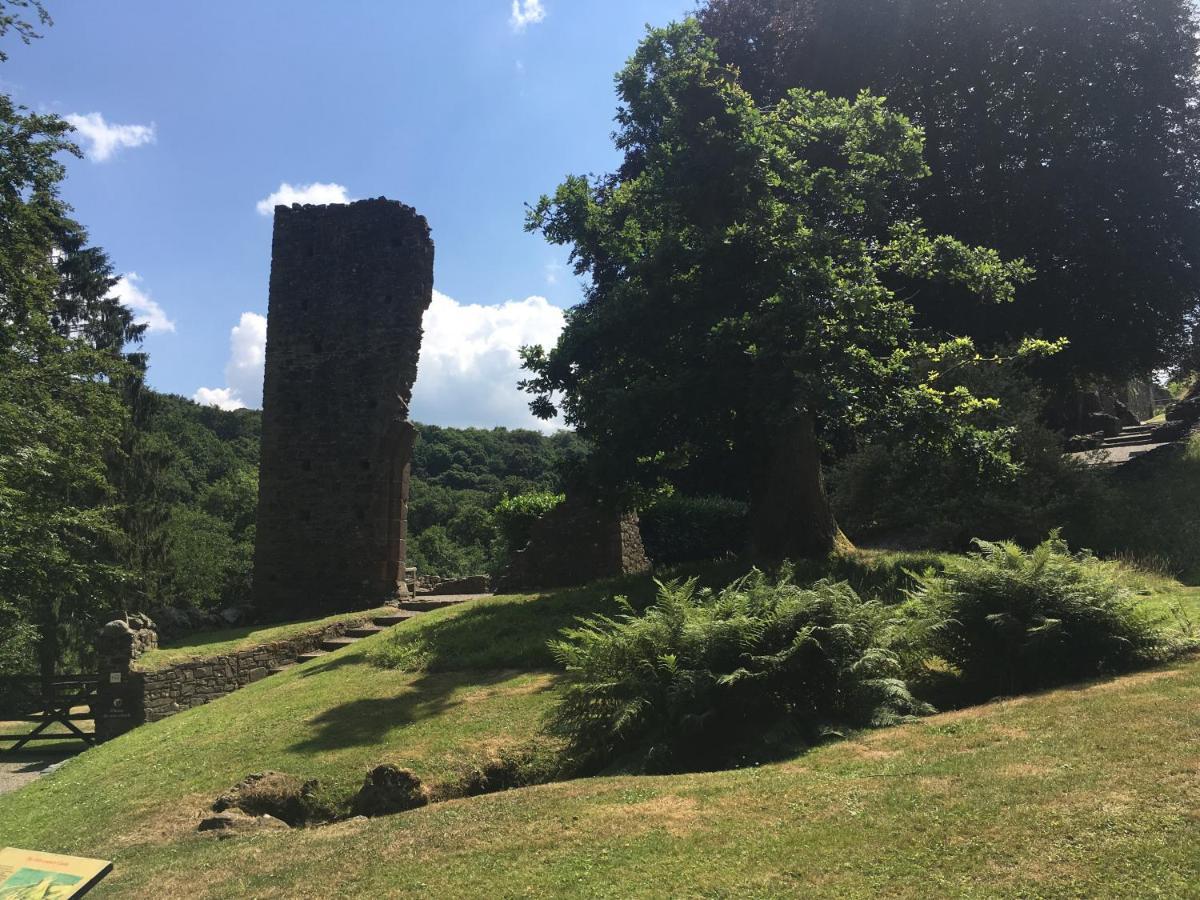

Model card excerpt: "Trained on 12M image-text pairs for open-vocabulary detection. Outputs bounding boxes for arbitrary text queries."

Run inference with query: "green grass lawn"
[1,557,1197,897]
[1071,433,1200,585]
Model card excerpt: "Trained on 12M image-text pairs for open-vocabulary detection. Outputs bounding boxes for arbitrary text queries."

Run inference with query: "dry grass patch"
[108,793,214,850]
[843,742,902,761]
[594,794,703,837]
[1079,666,1182,692]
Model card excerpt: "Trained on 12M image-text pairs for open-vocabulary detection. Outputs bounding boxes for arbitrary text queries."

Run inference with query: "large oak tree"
[698,0,1200,381]
[521,21,1029,561]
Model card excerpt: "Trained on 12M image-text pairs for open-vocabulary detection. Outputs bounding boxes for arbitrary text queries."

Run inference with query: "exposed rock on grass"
[212,771,324,826]
[352,765,429,817]
[197,810,290,838]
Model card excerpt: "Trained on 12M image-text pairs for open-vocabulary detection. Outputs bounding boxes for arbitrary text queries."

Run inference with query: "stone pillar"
[94,614,157,743]
[252,199,434,618]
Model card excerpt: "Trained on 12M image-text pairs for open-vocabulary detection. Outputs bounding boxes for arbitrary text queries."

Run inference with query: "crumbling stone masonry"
[497,492,651,591]
[93,614,379,742]
[93,614,158,742]
[253,199,434,618]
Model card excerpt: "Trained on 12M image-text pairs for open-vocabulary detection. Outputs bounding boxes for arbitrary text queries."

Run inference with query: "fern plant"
[547,567,929,773]
[912,534,1171,697]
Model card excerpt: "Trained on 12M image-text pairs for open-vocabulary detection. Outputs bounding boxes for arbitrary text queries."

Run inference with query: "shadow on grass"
[367,552,945,678]
[1069,433,1200,586]
[0,744,84,770]
[288,669,558,753]
[372,563,749,675]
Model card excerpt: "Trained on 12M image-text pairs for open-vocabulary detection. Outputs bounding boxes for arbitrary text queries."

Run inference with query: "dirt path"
[0,747,82,796]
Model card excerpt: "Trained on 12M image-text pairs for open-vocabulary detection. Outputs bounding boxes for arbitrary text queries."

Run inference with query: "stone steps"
[373,612,418,627]
[290,596,487,667]
[1073,420,1185,469]
[1103,434,1156,448]
[396,598,474,613]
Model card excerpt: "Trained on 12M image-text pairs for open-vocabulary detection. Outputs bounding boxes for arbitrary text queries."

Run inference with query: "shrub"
[0,598,35,678]
[1063,433,1200,583]
[491,491,564,571]
[828,359,1106,550]
[639,494,748,565]
[911,535,1172,697]
[547,569,929,773]
[408,524,490,578]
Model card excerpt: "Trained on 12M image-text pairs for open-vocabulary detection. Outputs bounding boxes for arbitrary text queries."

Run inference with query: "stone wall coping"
[132,607,392,674]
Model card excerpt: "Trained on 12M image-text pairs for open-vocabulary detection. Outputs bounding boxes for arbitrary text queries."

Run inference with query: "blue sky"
[3,0,689,428]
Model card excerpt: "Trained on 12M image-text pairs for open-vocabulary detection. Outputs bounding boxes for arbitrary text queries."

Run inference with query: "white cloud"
[108,273,175,333]
[411,291,564,431]
[193,312,267,410]
[256,182,353,216]
[192,387,245,412]
[65,112,155,162]
[510,0,546,32]
[192,293,565,431]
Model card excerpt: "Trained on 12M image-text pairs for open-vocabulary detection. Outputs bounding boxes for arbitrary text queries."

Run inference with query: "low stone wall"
[496,491,650,591]
[418,574,491,595]
[94,614,375,742]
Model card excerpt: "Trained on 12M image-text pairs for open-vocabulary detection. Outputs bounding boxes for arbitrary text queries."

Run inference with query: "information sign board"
[0,848,112,899]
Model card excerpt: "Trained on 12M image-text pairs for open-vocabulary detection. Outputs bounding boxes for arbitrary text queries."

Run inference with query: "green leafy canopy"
[520,20,1034,498]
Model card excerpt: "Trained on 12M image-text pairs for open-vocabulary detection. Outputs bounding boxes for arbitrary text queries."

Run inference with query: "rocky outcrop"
[352,765,429,817]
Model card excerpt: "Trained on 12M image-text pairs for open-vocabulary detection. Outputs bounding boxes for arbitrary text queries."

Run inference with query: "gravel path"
[0,746,83,796]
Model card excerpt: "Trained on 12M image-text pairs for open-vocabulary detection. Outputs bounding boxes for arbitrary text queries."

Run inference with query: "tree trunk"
[748,413,851,563]
[36,600,59,685]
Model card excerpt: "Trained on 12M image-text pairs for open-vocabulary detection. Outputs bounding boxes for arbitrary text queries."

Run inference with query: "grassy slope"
[1,562,1198,897]
[138,606,397,671]
[1074,433,1200,584]
[110,657,1200,899]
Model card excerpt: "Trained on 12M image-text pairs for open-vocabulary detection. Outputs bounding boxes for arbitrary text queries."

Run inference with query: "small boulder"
[1065,432,1105,453]
[219,607,245,627]
[1086,412,1122,438]
[1109,399,1142,428]
[1150,420,1189,444]
[352,765,429,817]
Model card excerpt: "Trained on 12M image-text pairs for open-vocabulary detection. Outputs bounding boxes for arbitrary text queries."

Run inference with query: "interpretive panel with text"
[0,848,111,899]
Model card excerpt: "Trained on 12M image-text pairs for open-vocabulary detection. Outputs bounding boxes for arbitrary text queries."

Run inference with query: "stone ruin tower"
[253,199,433,618]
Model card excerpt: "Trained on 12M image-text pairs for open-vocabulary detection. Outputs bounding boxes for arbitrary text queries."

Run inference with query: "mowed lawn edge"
[52,651,1200,899]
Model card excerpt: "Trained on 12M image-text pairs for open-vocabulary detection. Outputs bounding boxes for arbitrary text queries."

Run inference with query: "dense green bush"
[0,598,35,677]
[911,535,1173,697]
[548,569,929,773]
[1064,433,1200,583]
[829,363,1104,550]
[639,494,748,565]
[491,492,564,572]
[408,524,492,578]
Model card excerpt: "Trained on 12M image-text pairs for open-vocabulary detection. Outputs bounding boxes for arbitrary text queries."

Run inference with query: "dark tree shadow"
[288,669,556,753]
